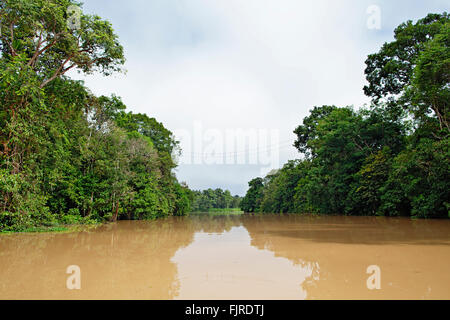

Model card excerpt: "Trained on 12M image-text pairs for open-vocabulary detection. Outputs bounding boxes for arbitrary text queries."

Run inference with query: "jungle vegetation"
[241,12,449,219]
[190,188,242,212]
[0,0,193,231]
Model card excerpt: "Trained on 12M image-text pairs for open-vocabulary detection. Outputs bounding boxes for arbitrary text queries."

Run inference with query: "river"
[1,214,449,299]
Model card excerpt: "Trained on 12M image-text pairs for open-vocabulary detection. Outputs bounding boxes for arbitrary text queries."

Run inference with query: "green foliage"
[293,105,337,157]
[364,12,448,101]
[364,12,449,134]
[381,137,449,218]
[0,0,125,86]
[407,22,449,133]
[242,12,449,219]
[0,0,192,232]
[191,188,241,212]
[260,161,306,213]
[240,178,264,213]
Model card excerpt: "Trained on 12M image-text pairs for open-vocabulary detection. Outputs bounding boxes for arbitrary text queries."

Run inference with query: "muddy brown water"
[0,214,449,300]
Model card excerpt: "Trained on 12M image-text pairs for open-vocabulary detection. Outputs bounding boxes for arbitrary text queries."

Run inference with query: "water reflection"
[172,225,318,300]
[241,214,450,299]
[241,214,450,245]
[0,218,196,299]
[1,214,449,299]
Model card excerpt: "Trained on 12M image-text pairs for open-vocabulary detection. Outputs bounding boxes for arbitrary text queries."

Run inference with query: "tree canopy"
[242,12,449,219]
[191,188,241,212]
[0,0,192,231]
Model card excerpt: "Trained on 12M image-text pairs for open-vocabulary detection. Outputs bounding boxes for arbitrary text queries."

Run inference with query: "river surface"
[1,214,449,300]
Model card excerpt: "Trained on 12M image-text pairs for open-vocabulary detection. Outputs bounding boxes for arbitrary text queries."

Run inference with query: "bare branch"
[27,32,64,67]
[40,54,74,88]
[27,29,44,66]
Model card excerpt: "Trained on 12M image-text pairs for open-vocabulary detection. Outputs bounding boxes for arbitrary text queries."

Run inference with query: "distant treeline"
[191,189,242,212]
[0,1,192,231]
[241,13,450,219]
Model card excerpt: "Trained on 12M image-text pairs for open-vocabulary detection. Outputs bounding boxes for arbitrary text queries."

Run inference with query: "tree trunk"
[112,201,120,222]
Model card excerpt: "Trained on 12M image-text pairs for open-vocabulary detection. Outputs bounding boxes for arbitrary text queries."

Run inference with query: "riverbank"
[190,208,244,216]
[0,210,242,234]
[3,209,448,235]
[0,223,102,235]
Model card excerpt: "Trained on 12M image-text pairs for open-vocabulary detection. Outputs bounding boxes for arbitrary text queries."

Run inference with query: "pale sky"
[69,0,449,195]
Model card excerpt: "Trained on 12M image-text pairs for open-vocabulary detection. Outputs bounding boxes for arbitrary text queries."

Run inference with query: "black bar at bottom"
[0,300,446,319]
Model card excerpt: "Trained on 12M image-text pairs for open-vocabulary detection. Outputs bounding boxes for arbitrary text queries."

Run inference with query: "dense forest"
[0,0,193,231]
[241,13,449,218]
[191,188,241,212]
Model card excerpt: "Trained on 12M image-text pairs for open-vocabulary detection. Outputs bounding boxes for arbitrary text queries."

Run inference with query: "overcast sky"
[69,0,449,196]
